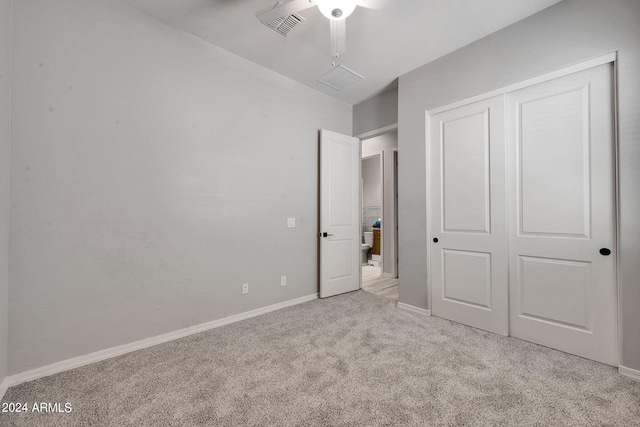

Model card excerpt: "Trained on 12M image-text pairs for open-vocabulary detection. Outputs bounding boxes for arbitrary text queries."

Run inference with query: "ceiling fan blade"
[256,0,316,24]
[356,0,386,10]
[330,18,346,58]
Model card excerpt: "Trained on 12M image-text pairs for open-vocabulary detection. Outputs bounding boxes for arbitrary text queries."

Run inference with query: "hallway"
[361,265,398,301]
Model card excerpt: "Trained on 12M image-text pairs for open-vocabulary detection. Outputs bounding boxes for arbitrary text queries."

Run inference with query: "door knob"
[433,238,438,243]
[599,248,611,256]
[321,232,334,238]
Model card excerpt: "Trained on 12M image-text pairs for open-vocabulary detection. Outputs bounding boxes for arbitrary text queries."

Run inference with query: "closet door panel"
[519,87,590,237]
[430,96,508,335]
[507,64,617,365]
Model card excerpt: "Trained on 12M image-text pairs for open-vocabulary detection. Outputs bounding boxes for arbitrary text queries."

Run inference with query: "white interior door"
[506,64,617,365]
[320,129,361,298]
[429,96,509,335]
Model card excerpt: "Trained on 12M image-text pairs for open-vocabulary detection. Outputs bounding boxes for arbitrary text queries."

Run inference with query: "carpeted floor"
[1,291,639,426]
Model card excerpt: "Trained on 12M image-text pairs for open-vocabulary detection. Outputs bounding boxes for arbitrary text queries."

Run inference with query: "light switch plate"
[287,218,296,228]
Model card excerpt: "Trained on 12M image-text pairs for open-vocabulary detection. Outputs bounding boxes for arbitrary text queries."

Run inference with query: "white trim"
[354,123,398,140]
[0,377,8,401]
[425,110,432,315]
[392,148,399,279]
[613,59,623,369]
[379,150,385,279]
[619,365,640,382]
[397,302,431,316]
[359,135,363,290]
[5,293,318,388]
[427,52,617,116]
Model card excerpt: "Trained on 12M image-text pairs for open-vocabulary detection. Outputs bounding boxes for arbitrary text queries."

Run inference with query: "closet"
[428,62,617,366]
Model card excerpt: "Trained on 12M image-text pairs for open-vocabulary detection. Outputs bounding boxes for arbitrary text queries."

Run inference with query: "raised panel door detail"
[330,141,353,227]
[518,86,590,237]
[442,111,490,234]
[518,256,591,330]
[330,239,354,280]
[443,249,492,309]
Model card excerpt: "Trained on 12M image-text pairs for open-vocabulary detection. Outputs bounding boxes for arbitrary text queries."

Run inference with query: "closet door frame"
[425,52,620,362]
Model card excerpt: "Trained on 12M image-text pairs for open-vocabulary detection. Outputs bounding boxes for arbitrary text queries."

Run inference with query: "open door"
[320,129,361,298]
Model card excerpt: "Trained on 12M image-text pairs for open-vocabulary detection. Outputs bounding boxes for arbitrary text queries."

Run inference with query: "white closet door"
[506,64,617,365]
[430,96,509,335]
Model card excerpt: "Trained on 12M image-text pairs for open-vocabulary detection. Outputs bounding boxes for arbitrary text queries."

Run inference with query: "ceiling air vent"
[263,13,304,36]
[317,65,364,91]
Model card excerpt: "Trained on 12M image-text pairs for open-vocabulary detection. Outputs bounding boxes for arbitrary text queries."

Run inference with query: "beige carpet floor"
[1,291,639,426]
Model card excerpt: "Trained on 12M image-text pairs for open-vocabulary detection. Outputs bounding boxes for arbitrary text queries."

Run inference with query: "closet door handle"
[433,238,439,243]
[599,248,611,256]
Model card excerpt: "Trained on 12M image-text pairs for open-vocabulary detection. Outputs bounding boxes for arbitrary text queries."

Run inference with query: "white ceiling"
[113,0,562,105]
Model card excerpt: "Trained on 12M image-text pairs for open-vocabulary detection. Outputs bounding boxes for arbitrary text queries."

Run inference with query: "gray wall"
[9,0,351,374]
[398,0,640,370]
[362,132,398,276]
[0,0,11,385]
[353,88,398,136]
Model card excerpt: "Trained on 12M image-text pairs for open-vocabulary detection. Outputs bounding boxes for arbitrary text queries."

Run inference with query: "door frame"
[362,152,383,272]
[356,126,400,280]
[424,52,620,360]
[393,148,399,279]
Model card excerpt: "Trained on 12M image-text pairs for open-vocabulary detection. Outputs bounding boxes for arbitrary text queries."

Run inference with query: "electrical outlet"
[287,218,296,228]
[242,283,249,295]
[281,276,286,287]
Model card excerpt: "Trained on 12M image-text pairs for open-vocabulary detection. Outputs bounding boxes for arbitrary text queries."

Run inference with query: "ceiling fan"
[256,0,384,63]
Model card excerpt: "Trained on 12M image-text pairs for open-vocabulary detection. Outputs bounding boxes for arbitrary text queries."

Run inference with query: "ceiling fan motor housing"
[316,0,357,20]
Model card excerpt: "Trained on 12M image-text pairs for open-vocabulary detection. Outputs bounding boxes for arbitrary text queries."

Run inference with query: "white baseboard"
[397,302,431,316]
[619,365,640,382]
[6,293,318,388]
[0,377,8,401]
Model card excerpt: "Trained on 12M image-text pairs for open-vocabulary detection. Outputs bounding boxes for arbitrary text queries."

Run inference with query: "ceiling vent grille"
[263,13,304,36]
[317,65,364,91]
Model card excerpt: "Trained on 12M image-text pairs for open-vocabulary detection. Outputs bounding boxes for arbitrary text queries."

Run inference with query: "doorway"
[360,131,399,301]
